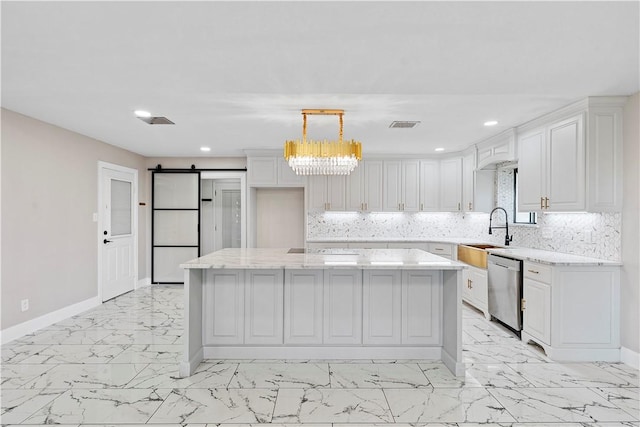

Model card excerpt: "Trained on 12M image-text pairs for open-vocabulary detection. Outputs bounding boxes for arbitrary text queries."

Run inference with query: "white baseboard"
[201,346,442,361]
[0,296,101,345]
[136,277,151,289]
[621,346,640,369]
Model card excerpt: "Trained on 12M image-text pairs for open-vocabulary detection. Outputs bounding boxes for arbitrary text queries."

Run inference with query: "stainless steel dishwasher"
[487,254,523,333]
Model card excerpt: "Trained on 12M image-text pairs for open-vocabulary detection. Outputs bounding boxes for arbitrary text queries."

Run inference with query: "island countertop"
[180,248,466,270]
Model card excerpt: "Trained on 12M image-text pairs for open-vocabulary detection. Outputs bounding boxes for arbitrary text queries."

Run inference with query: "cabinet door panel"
[364,160,384,211]
[204,270,244,345]
[278,158,306,186]
[402,271,442,345]
[247,157,278,187]
[346,164,364,211]
[363,270,401,345]
[308,176,328,211]
[419,160,439,211]
[383,161,402,211]
[523,278,551,345]
[284,270,323,344]
[547,115,585,211]
[402,160,420,212]
[245,270,283,345]
[327,175,346,211]
[323,270,362,344]
[518,130,546,212]
[462,152,475,212]
[439,157,462,212]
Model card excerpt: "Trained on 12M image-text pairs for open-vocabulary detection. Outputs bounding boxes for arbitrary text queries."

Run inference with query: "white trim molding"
[621,346,640,369]
[136,277,151,289]
[0,296,101,345]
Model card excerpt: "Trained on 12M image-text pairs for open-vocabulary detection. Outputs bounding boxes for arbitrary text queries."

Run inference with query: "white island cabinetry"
[181,248,464,377]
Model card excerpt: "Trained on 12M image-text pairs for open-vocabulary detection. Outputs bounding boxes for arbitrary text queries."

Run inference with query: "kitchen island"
[179,248,465,377]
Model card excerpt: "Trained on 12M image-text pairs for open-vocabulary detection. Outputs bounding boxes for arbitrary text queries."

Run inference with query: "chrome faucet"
[489,207,513,246]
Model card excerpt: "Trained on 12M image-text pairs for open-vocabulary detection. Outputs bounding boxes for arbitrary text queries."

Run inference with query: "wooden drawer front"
[524,262,552,283]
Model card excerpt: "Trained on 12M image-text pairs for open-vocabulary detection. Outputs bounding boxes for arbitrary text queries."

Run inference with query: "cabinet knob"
[458,202,461,211]
[540,197,544,209]
[527,269,539,274]
[468,202,472,210]
[420,203,424,211]
[545,197,550,209]
[521,298,527,310]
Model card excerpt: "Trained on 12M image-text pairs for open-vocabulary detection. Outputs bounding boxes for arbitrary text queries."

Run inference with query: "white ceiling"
[2,1,638,157]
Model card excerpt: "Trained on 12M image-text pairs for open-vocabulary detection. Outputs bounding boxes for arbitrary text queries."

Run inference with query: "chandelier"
[284,109,362,175]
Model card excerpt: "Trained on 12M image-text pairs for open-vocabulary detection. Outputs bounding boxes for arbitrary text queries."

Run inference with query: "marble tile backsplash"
[307,211,621,261]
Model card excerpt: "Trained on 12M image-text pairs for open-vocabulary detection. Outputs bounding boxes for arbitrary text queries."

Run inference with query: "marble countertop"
[486,248,621,266]
[307,237,490,245]
[181,248,465,270]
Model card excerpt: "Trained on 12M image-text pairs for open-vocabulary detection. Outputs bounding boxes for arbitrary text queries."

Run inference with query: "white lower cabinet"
[402,270,442,345]
[362,270,442,346]
[462,265,489,319]
[323,269,362,344]
[363,270,402,345]
[244,269,283,345]
[521,261,620,361]
[523,274,551,346]
[203,270,245,345]
[284,269,323,344]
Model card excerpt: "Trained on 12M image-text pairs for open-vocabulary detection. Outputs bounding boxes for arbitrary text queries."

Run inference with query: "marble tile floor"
[1,285,638,426]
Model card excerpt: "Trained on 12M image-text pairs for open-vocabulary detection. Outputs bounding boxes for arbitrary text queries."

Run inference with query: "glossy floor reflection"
[1,285,638,426]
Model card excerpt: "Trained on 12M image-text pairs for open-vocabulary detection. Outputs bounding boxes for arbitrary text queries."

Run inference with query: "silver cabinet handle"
[527,269,539,274]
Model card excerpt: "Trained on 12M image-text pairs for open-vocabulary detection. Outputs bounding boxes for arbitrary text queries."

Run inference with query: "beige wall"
[1,108,148,329]
[622,93,640,355]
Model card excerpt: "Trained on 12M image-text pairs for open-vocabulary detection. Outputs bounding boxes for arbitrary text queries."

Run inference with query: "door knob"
[103,239,113,244]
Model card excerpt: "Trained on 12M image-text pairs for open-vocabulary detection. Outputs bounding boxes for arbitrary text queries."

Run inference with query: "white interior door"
[99,163,137,301]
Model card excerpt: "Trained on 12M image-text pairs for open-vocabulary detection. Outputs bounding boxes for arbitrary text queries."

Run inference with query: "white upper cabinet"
[439,157,463,212]
[462,151,476,212]
[383,160,420,212]
[419,160,440,212]
[308,175,346,211]
[518,114,585,212]
[247,155,305,187]
[517,97,625,213]
[345,160,383,212]
[518,129,547,211]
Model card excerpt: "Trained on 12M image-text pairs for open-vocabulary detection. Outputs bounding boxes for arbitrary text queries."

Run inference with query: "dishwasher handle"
[488,254,522,271]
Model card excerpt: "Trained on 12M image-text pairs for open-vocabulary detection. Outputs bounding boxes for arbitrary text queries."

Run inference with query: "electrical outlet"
[21,299,29,312]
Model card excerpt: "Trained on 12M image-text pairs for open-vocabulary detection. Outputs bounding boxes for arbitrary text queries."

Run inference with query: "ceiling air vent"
[389,121,420,129]
[139,116,175,125]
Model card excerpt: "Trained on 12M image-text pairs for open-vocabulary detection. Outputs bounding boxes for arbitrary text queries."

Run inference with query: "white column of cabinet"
[308,176,346,211]
[402,270,442,345]
[522,261,620,361]
[522,263,552,346]
[419,160,440,212]
[247,157,305,187]
[284,269,323,344]
[383,160,420,212]
[462,151,475,212]
[363,270,402,345]
[518,114,585,212]
[203,270,245,345]
[244,269,283,345]
[345,160,383,212]
[439,157,462,212]
[461,265,489,319]
[323,269,362,344]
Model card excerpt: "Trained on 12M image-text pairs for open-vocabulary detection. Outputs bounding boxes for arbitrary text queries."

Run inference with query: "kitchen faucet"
[488,207,513,246]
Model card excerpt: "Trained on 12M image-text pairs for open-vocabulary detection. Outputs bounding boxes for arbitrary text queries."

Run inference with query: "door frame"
[200,171,247,249]
[97,161,139,301]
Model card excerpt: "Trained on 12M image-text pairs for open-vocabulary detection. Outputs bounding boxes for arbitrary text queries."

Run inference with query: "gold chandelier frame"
[284,109,362,175]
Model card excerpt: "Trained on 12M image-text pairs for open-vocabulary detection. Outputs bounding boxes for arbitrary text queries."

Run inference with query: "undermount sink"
[457,244,503,269]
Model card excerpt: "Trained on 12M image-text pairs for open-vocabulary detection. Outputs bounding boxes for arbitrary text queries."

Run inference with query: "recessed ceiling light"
[435,147,445,152]
[200,147,211,152]
[134,110,151,118]
[484,120,498,126]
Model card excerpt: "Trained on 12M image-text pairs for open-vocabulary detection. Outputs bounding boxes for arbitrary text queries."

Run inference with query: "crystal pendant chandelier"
[284,109,362,175]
